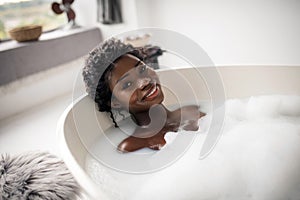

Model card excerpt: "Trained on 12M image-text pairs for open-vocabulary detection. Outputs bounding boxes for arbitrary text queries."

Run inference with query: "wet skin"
[108,54,206,153]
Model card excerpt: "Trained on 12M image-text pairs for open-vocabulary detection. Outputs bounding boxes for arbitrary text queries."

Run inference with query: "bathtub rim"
[57,94,110,200]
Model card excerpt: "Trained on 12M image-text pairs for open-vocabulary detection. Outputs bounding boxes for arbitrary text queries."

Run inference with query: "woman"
[83,38,205,153]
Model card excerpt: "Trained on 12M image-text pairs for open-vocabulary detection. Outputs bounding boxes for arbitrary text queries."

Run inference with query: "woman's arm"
[117,136,148,153]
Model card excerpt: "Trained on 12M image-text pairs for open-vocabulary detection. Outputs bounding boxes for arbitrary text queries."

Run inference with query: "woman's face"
[109,54,164,114]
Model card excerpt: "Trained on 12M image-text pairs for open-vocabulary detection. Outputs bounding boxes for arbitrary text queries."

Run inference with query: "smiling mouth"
[142,83,160,101]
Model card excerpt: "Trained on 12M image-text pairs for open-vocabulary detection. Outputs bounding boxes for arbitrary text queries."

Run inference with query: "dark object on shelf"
[0,152,80,200]
[9,25,42,42]
[52,0,78,28]
[97,0,123,24]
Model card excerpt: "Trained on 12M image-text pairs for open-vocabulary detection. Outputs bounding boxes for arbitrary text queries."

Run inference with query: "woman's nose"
[136,77,151,90]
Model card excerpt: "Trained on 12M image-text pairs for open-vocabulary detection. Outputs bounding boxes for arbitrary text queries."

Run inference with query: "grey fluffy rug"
[0,152,80,200]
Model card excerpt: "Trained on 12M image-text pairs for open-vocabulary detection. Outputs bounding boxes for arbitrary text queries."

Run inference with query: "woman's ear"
[110,97,122,109]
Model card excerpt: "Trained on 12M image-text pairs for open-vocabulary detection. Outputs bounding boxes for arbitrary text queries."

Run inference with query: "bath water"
[85,95,300,200]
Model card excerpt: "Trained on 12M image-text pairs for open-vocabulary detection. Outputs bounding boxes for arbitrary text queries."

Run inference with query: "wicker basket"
[9,25,42,42]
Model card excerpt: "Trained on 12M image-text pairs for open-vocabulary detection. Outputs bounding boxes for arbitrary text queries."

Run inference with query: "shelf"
[0,27,102,85]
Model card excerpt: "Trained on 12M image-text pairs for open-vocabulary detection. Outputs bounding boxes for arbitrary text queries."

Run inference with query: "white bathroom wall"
[0,58,85,120]
[74,0,139,39]
[135,0,300,66]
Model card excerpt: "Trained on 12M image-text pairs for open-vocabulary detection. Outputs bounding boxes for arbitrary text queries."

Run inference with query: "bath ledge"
[0,26,103,86]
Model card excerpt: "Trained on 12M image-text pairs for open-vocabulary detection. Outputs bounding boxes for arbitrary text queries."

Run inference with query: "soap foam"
[86,95,300,200]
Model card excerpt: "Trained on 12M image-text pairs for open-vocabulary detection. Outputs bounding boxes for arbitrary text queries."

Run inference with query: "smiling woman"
[0,0,65,40]
[82,38,206,153]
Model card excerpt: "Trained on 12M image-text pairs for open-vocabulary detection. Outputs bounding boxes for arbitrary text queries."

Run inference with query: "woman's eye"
[122,82,132,89]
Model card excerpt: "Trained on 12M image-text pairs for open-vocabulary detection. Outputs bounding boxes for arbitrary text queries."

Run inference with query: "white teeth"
[146,85,157,97]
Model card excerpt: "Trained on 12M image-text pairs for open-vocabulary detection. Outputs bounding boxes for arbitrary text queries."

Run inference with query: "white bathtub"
[57,66,300,200]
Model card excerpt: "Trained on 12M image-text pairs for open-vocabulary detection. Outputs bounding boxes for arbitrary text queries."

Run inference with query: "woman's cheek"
[129,91,139,103]
[116,91,136,108]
